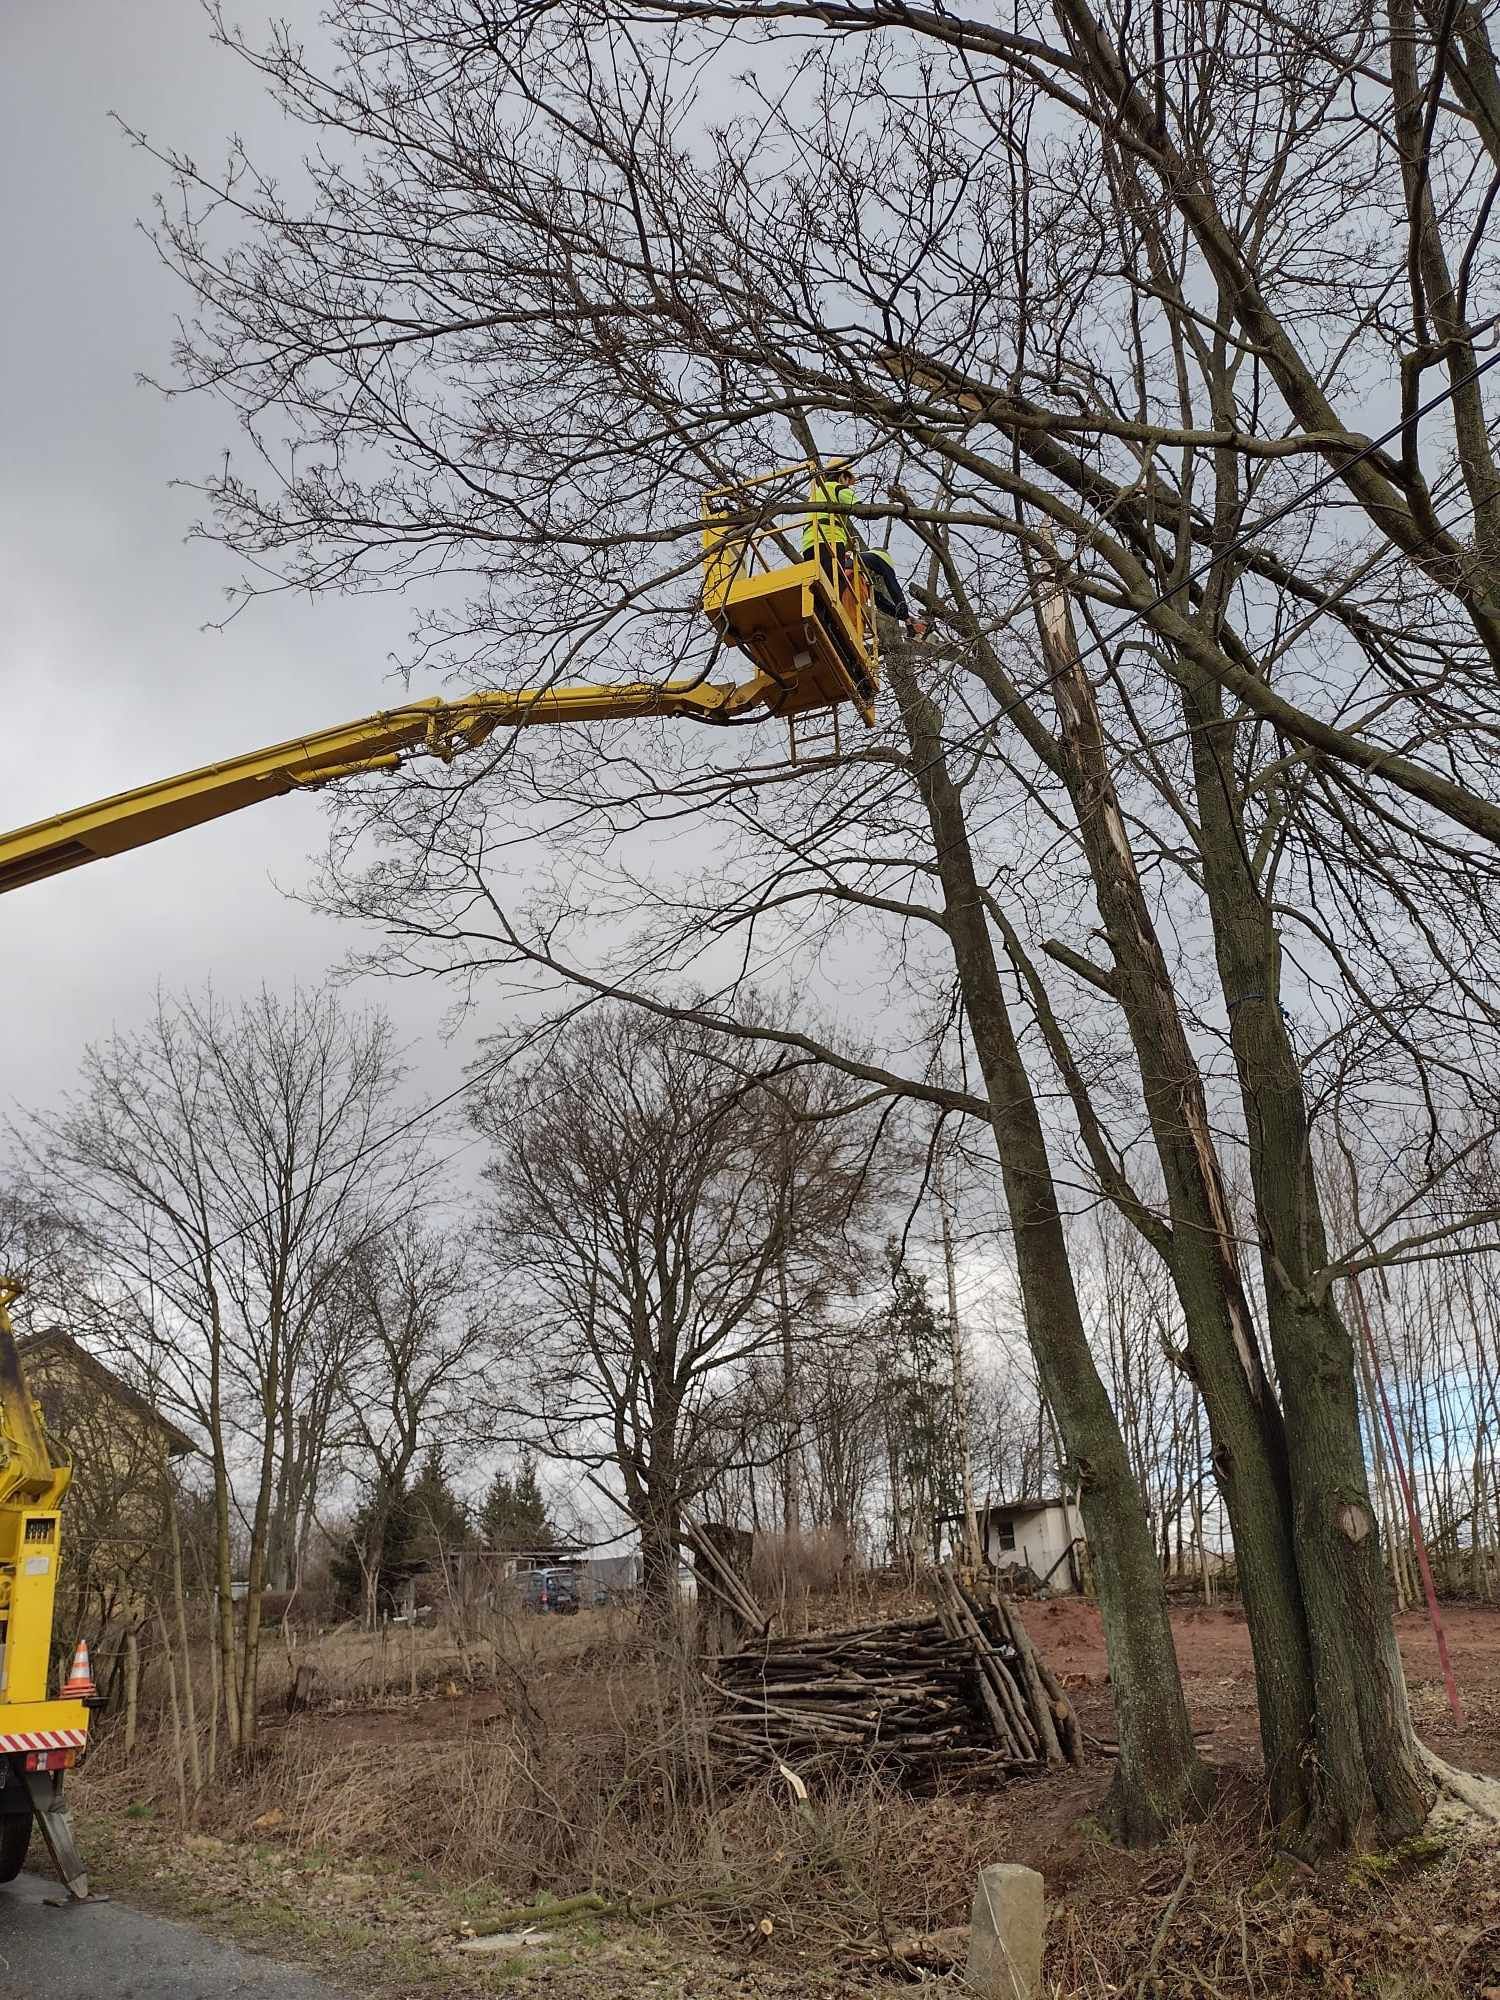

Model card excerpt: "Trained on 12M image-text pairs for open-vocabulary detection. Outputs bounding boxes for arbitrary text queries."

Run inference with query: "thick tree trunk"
[634,1367,686,1627]
[639,1499,682,1625]
[696,1522,756,1657]
[1039,590,1319,1827]
[890,653,1212,1842]
[1182,667,1430,1846]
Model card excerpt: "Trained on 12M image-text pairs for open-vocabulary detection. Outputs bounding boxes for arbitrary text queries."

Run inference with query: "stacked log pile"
[703,1568,1082,1787]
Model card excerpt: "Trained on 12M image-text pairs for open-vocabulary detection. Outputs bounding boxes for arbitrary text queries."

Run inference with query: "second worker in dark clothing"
[861,548,925,637]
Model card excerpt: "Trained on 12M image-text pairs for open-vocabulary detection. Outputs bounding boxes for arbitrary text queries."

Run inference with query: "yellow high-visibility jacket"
[803,479,857,552]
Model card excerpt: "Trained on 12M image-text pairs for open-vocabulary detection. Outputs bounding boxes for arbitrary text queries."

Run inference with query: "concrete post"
[967,1862,1044,2000]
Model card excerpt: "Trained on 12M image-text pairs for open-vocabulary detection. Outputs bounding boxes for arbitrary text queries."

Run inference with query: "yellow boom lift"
[0,1284,92,1895]
[0,469,879,1896]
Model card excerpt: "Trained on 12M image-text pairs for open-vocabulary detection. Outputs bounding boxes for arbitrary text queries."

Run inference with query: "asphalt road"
[0,1872,350,2000]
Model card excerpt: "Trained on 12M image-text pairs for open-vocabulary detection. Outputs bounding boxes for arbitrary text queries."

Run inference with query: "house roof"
[486,1540,588,1559]
[977,1494,1074,1518]
[18,1329,198,1459]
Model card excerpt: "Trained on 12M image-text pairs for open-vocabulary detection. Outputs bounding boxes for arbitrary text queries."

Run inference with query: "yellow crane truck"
[0,1284,94,1897]
[0,469,879,1897]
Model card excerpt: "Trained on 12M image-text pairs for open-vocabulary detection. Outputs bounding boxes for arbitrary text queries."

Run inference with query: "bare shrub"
[749,1527,852,1606]
[82,1708,997,1948]
[77,1599,1001,1949]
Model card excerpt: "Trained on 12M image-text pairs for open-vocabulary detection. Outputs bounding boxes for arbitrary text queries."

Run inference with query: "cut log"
[989,1591,1064,1766]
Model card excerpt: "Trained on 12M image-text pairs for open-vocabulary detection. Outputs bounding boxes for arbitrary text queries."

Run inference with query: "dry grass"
[1046,1778,1500,2000]
[77,1606,1500,1995]
[255,1602,635,1706]
[80,1607,1006,1966]
[81,1713,997,1963]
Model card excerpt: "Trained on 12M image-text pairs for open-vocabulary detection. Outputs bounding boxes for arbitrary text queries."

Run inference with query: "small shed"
[976,1494,1084,1594]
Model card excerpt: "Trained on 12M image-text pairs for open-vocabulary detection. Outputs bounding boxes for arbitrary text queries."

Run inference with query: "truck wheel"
[0,1807,33,1883]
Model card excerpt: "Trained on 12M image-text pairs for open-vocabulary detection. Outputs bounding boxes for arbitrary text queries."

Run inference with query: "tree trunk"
[696,1522,756,1657]
[208,1407,241,1758]
[1182,663,1430,1847]
[156,1605,189,1826]
[1356,1310,1409,1612]
[939,1148,982,1569]
[236,1375,281,1759]
[639,1499,682,1626]
[1037,582,1320,1827]
[168,1491,201,1802]
[777,1253,801,1538]
[207,1623,219,1784]
[890,652,1212,1842]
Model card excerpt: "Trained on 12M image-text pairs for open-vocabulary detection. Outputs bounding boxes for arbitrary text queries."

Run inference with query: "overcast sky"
[1,0,1016,1321]
[2,0,464,1123]
[0,3,1036,1551]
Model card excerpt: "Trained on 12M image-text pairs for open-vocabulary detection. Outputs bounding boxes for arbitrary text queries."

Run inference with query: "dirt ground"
[1032,1596,1500,1775]
[254,1598,1500,1950]
[270,1598,1500,1778]
[1028,1594,1500,1691]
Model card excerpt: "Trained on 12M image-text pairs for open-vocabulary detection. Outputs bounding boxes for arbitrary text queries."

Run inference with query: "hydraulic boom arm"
[0,1285,66,1514]
[2,459,890,897]
[0,669,785,897]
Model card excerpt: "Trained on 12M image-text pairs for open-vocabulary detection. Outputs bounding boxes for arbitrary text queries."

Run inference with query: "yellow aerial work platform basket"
[701,471,881,731]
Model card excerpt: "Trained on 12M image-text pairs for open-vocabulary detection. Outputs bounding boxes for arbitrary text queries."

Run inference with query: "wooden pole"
[1347,1272,1464,1725]
[168,1491,201,1801]
[938,1144,982,1571]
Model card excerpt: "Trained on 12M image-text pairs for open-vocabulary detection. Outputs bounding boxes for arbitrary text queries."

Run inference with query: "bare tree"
[130,0,1500,1843]
[478,1005,875,1617]
[328,1218,495,1627]
[21,985,421,1755]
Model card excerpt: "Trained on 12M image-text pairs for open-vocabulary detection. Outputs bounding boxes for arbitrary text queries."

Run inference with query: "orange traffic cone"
[60,1639,95,1699]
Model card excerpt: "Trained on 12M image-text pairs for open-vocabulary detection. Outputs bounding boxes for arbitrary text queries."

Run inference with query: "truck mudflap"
[23,1769,90,1900]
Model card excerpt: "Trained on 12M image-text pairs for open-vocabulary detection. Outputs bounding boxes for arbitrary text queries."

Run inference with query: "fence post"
[968,1862,1044,2000]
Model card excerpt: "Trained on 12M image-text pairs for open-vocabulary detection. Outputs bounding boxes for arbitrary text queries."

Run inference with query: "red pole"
[1347,1271,1464,1727]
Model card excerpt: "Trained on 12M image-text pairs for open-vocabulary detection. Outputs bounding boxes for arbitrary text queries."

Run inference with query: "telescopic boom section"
[0,672,783,897]
[0,467,885,897]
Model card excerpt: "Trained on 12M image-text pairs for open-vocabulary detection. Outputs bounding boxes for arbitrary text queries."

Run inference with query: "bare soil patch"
[1029,1599,1500,1783]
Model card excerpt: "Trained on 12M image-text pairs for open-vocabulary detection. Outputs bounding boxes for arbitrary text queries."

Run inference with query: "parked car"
[519,1566,580,1614]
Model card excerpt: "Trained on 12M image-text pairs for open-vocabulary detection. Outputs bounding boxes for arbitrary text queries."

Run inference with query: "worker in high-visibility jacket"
[861,548,925,638]
[802,466,858,580]
[804,465,924,638]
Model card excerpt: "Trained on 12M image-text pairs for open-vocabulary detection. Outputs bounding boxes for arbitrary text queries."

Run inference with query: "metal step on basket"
[787,701,843,765]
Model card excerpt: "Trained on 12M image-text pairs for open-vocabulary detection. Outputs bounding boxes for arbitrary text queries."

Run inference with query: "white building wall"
[984,1502,1083,1593]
